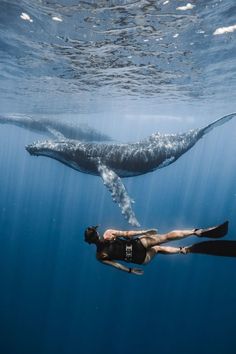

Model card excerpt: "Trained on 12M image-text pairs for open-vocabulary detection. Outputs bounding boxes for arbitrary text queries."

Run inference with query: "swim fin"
[195,221,229,238]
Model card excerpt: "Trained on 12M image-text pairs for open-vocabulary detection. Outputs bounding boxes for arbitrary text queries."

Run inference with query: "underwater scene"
[0,1,236,353]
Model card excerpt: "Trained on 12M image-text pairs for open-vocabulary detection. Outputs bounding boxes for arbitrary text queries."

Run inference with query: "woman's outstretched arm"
[100,259,144,275]
[103,229,157,240]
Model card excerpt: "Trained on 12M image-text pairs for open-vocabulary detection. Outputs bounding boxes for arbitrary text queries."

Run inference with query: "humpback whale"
[26,113,236,227]
[0,114,111,141]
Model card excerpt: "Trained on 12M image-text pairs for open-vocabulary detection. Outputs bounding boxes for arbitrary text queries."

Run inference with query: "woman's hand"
[130,268,144,275]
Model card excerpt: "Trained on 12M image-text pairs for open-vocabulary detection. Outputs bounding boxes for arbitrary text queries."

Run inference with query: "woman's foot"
[194,221,228,238]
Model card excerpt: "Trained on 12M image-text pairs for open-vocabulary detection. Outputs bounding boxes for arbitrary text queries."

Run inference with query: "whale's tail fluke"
[201,113,236,136]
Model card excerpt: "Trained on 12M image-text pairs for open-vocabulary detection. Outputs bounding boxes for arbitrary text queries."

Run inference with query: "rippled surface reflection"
[0,0,236,113]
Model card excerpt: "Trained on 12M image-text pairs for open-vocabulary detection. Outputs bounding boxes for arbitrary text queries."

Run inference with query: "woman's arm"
[100,259,144,275]
[103,229,157,240]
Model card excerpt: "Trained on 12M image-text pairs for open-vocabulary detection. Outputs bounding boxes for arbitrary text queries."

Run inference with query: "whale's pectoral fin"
[97,164,140,227]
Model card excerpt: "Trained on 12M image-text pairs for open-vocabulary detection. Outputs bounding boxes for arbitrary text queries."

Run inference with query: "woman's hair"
[84,226,99,244]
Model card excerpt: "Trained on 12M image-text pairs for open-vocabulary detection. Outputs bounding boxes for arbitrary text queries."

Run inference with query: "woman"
[84,221,228,275]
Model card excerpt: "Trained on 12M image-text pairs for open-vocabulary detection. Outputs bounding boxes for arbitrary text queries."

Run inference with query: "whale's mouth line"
[25,143,55,157]
[25,144,38,155]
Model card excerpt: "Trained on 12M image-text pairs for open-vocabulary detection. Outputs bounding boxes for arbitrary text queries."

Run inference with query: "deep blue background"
[0,120,236,354]
[1,0,236,353]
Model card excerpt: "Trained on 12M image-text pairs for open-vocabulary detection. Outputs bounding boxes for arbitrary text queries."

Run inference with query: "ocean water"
[0,1,236,354]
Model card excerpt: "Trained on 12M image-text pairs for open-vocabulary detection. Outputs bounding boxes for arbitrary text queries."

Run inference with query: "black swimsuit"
[97,238,146,265]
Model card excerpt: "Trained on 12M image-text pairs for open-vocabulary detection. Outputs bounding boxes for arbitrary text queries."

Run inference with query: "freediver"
[84,221,229,275]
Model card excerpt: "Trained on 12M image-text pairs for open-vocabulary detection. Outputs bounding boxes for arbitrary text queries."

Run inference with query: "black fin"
[197,221,229,238]
[187,240,236,257]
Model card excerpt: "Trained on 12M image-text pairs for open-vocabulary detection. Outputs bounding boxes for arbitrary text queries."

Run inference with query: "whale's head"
[26,140,68,158]
[26,139,98,174]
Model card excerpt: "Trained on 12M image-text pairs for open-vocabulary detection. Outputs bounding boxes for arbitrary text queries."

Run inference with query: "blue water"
[0,1,236,354]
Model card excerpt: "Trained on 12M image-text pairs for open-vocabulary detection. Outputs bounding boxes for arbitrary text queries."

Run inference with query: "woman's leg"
[140,229,196,248]
[143,245,186,264]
